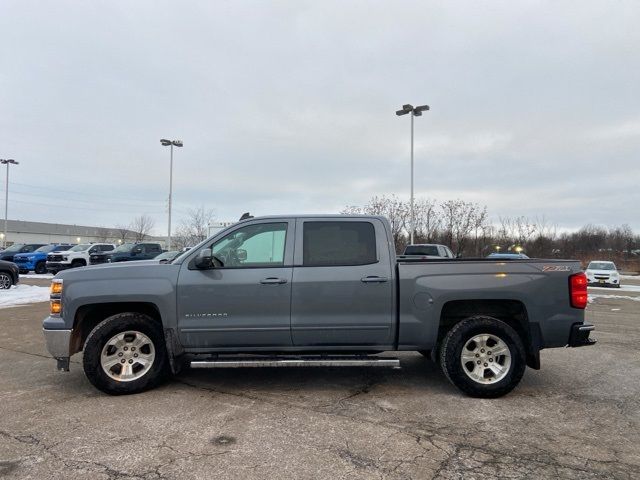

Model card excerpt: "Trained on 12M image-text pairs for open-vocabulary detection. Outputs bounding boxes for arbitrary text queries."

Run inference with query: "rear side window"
[303,221,377,266]
[102,245,114,251]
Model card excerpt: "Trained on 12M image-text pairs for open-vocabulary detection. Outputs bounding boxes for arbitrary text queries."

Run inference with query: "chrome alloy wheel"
[0,273,12,289]
[100,331,155,382]
[460,333,511,384]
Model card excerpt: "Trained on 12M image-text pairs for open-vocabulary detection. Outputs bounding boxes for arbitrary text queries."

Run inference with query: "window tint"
[102,245,114,251]
[404,245,439,256]
[148,244,161,252]
[303,221,376,266]
[211,222,287,268]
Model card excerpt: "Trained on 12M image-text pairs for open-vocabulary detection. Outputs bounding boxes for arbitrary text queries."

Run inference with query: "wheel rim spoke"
[460,333,512,385]
[100,330,155,383]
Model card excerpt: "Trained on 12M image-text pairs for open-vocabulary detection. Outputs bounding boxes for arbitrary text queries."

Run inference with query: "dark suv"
[95,242,163,263]
[0,243,46,262]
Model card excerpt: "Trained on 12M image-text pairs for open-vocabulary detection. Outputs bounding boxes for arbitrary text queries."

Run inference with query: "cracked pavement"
[0,280,639,479]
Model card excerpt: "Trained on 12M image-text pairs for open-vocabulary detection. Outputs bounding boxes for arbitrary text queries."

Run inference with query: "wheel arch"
[70,302,163,356]
[438,299,540,369]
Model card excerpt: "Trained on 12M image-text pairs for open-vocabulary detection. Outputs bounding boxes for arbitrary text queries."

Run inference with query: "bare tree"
[413,198,441,244]
[94,227,111,242]
[441,199,483,256]
[130,215,156,242]
[173,207,216,250]
[114,224,132,243]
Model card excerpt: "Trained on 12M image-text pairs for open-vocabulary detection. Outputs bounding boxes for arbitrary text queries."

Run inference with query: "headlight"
[610,272,619,278]
[62,255,68,261]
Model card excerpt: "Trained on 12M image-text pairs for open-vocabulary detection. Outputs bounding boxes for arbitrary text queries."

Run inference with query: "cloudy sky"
[1,1,639,234]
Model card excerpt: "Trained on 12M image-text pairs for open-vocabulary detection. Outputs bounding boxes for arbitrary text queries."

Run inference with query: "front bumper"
[46,261,72,272]
[568,323,596,347]
[43,324,72,371]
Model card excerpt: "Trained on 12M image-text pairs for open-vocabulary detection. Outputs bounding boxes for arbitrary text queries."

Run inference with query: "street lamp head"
[402,104,414,111]
[172,140,183,147]
[414,104,430,113]
[1,159,18,165]
[160,139,172,146]
[395,109,409,116]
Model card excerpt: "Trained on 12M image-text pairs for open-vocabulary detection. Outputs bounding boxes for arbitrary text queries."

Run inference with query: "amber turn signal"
[50,300,62,315]
[50,280,63,295]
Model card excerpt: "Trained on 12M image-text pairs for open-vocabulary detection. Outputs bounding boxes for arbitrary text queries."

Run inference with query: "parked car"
[585,261,621,288]
[398,243,456,260]
[46,243,115,273]
[487,253,530,259]
[155,250,181,264]
[0,243,46,262]
[13,244,74,274]
[0,260,20,289]
[98,242,163,263]
[43,214,594,398]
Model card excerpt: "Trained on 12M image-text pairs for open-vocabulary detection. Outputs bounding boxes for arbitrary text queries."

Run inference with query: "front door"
[291,218,394,347]
[177,220,294,349]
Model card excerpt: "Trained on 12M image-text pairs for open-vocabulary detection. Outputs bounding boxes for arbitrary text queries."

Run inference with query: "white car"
[585,261,621,288]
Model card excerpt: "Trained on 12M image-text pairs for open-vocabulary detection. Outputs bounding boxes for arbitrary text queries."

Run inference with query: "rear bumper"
[568,323,596,347]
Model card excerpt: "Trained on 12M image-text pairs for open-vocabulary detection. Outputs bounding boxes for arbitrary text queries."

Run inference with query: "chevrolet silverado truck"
[90,242,163,264]
[42,215,594,398]
[46,243,115,273]
[13,243,74,274]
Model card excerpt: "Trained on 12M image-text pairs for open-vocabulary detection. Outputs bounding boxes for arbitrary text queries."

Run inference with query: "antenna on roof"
[239,212,253,221]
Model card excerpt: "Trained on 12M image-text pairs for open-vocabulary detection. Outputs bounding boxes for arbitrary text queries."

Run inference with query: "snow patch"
[0,285,50,309]
[588,294,640,303]
[19,273,54,279]
[588,284,640,293]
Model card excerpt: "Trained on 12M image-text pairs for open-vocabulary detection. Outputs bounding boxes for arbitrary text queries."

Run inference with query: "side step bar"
[191,355,401,369]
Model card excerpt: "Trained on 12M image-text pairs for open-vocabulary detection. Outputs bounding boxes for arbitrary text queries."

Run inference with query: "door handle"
[361,276,389,283]
[260,277,288,285]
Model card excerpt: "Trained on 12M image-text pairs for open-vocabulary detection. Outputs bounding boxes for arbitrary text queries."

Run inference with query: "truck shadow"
[173,353,459,398]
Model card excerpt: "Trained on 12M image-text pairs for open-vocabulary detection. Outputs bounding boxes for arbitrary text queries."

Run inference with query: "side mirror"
[195,248,213,269]
[236,249,247,262]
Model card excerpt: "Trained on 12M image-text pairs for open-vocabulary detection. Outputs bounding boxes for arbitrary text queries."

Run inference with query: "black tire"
[417,350,432,359]
[83,313,169,395]
[0,272,13,289]
[439,316,526,398]
[71,260,86,268]
[35,261,47,275]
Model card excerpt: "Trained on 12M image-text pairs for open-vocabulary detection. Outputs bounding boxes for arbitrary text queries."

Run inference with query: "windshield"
[114,243,135,253]
[588,262,616,271]
[36,245,61,253]
[69,244,91,252]
[404,245,439,256]
[3,244,25,253]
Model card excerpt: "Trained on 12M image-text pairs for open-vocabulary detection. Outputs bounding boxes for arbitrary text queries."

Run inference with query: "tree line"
[342,195,640,270]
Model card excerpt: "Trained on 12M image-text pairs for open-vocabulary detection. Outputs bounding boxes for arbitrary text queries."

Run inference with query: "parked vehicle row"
[14,244,74,274]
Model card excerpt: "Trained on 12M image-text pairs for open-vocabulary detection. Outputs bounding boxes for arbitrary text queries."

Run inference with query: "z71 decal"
[542,265,571,272]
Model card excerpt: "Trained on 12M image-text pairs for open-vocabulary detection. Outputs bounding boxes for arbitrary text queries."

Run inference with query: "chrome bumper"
[43,328,72,359]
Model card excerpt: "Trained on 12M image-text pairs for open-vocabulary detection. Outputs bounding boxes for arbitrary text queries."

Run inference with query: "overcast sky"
[1,1,639,234]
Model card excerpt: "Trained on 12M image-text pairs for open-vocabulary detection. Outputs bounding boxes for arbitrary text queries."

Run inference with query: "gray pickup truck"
[43,215,594,398]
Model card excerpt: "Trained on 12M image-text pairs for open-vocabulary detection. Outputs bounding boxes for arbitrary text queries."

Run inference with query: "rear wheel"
[0,272,13,289]
[35,261,47,274]
[439,316,526,398]
[83,313,169,395]
[71,260,85,268]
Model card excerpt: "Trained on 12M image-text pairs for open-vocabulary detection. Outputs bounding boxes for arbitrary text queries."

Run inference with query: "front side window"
[211,222,287,268]
[303,221,376,266]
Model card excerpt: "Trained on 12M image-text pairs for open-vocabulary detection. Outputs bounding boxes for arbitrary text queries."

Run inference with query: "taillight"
[569,272,588,309]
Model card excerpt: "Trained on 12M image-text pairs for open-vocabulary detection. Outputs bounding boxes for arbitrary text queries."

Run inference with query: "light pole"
[396,104,429,245]
[0,159,19,248]
[160,139,183,250]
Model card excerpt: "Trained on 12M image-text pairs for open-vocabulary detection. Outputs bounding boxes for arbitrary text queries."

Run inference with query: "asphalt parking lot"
[0,279,639,479]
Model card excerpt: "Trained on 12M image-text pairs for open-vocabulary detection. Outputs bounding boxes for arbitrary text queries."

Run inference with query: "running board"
[190,355,401,369]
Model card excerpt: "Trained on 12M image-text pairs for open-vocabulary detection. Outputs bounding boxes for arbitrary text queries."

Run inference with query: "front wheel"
[83,313,169,395]
[35,261,47,274]
[439,316,526,398]
[0,272,13,289]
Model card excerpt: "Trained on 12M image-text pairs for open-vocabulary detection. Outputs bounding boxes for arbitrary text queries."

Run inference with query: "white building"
[0,219,165,248]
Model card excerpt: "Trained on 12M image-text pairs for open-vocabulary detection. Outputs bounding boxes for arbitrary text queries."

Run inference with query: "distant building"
[0,219,165,248]
[208,221,235,237]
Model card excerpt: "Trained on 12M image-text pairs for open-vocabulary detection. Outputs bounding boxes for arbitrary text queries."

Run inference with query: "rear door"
[291,218,394,347]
